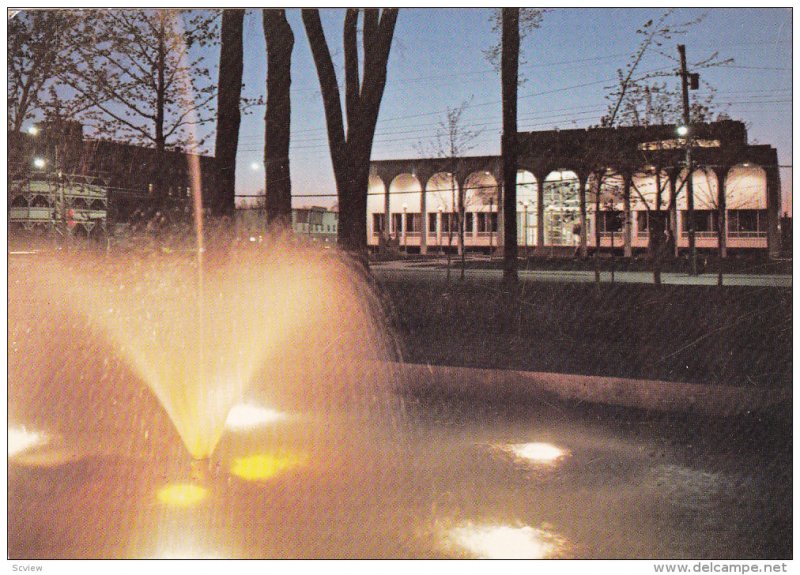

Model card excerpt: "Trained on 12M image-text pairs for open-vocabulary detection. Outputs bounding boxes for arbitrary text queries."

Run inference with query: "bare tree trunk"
[594,174,602,286]
[213,9,244,217]
[302,8,398,263]
[459,190,466,280]
[263,9,294,229]
[154,16,167,202]
[501,7,519,286]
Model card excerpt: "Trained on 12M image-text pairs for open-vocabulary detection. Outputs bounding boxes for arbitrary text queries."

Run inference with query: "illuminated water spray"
[24,247,401,460]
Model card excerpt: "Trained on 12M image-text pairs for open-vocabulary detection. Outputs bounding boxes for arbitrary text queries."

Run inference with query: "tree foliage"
[483,8,546,78]
[600,10,732,128]
[7,10,81,132]
[59,9,220,153]
[415,99,482,280]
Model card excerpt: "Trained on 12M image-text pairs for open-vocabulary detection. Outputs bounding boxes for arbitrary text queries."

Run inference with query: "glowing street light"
[27,125,39,136]
[676,125,689,137]
[33,157,46,169]
[250,162,261,171]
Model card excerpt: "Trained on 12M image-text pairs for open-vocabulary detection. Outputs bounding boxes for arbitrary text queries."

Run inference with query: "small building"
[368,120,781,258]
[292,206,338,245]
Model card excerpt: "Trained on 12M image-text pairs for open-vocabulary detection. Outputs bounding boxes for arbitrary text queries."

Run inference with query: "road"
[372,260,792,287]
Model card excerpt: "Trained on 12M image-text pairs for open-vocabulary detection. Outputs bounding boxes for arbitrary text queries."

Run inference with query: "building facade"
[8,120,218,239]
[368,121,781,257]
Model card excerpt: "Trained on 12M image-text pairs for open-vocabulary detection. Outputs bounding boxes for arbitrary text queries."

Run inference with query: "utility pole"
[678,44,699,276]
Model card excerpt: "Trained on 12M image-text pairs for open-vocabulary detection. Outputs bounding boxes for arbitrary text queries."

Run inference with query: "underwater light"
[448,523,560,559]
[230,452,307,482]
[224,404,288,430]
[506,442,567,464]
[156,483,208,507]
[8,426,47,457]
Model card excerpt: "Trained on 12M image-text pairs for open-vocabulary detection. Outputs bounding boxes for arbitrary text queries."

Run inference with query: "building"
[368,120,781,257]
[8,120,217,240]
[233,204,339,246]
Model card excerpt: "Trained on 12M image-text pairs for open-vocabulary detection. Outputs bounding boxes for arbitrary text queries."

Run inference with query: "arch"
[725,164,767,210]
[10,195,28,207]
[366,174,386,239]
[90,199,106,211]
[388,173,422,213]
[543,169,581,246]
[516,170,538,246]
[725,163,768,239]
[388,173,422,239]
[675,168,718,210]
[425,172,458,213]
[587,168,625,210]
[630,166,671,211]
[71,197,88,210]
[463,171,499,211]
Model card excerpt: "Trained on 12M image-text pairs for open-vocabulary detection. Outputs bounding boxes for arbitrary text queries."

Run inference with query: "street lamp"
[33,157,46,169]
[438,206,444,254]
[402,202,408,254]
[27,126,40,136]
[677,123,696,275]
[522,201,529,259]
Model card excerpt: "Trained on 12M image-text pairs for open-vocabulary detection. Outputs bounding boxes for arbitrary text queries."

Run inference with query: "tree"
[416,100,482,281]
[501,8,520,285]
[484,8,545,285]
[213,9,245,217]
[591,10,731,285]
[302,8,399,260]
[59,10,219,199]
[8,10,82,133]
[263,9,294,229]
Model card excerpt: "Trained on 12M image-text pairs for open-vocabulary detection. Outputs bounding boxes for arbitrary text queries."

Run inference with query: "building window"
[372,213,385,236]
[597,211,623,233]
[392,213,403,236]
[477,212,498,233]
[440,212,457,234]
[728,209,767,235]
[636,211,649,233]
[429,213,437,233]
[681,210,717,233]
[406,213,421,233]
[465,213,474,233]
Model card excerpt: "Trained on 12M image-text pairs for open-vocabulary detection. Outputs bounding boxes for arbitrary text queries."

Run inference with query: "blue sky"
[228,8,791,212]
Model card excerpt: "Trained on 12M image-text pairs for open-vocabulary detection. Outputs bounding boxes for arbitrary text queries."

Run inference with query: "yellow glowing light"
[224,404,288,430]
[230,452,306,482]
[507,442,567,464]
[448,524,560,559]
[8,426,47,457]
[152,547,223,559]
[156,483,208,507]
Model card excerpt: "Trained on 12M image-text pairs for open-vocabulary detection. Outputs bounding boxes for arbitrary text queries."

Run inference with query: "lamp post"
[489,197,494,260]
[438,206,443,254]
[402,203,408,254]
[523,200,529,259]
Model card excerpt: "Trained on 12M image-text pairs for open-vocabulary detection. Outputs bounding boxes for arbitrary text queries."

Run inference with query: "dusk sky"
[223,8,791,213]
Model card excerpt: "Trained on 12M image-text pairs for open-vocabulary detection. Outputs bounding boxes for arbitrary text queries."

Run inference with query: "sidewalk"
[373,260,792,287]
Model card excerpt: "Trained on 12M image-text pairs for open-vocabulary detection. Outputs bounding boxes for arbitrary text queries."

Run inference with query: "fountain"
[7,232,791,559]
[9,242,403,460]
